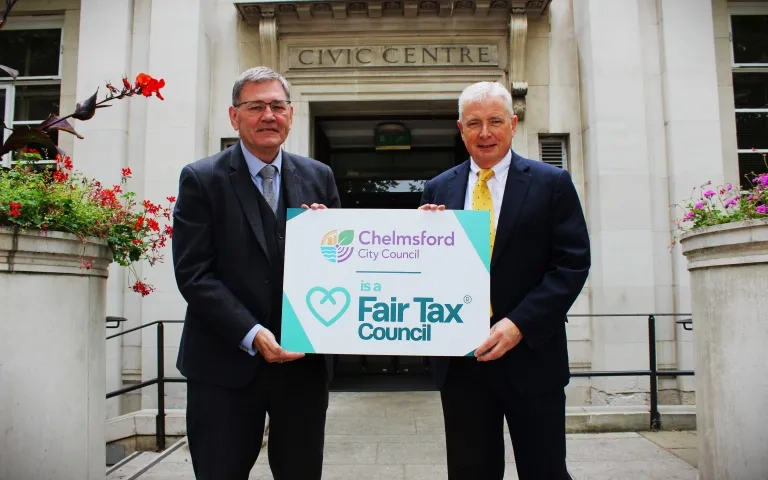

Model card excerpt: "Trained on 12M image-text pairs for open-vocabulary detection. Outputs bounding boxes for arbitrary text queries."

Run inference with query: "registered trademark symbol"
[463,295,472,304]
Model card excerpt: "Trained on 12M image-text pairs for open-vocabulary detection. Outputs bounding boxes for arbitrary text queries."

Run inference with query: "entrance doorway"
[311,101,468,391]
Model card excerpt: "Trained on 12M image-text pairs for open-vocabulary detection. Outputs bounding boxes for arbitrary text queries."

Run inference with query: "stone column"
[139,0,214,410]
[573,0,663,404]
[547,0,592,403]
[284,92,311,157]
[657,0,727,401]
[72,0,134,419]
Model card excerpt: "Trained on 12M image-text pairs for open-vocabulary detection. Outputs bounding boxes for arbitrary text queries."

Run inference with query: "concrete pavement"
[108,392,698,480]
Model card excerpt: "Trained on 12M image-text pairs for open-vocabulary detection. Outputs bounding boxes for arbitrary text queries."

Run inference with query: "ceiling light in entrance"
[375,122,411,151]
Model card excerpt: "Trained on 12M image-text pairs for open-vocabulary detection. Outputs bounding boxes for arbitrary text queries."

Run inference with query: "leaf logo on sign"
[319,229,355,263]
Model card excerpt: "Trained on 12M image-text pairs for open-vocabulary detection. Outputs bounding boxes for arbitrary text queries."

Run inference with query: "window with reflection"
[731,13,768,188]
[0,25,63,166]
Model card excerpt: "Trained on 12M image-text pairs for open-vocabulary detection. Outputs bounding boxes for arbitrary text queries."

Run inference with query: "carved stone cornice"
[509,11,527,119]
[233,0,551,23]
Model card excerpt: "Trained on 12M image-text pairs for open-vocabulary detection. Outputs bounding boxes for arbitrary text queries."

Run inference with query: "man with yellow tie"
[419,81,590,480]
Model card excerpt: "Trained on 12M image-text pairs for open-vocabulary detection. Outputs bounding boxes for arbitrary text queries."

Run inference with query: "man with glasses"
[172,66,340,479]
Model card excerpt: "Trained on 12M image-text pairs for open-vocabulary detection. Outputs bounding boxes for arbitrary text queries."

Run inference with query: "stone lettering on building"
[288,45,498,68]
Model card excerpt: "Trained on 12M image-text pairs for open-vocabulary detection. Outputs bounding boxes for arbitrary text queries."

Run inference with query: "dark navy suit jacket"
[420,150,591,394]
[172,144,340,388]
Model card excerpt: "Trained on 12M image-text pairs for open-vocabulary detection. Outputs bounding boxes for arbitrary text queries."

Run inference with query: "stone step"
[106,439,187,480]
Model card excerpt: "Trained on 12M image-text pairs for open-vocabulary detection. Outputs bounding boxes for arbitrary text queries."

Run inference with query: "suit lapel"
[444,161,470,210]
[228,144,270,260]
[280,152,306,208]
[492,151,531,266]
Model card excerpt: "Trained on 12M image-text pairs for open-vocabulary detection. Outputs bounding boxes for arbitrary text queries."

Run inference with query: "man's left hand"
[475,318,523,362]
[301,203,327,209]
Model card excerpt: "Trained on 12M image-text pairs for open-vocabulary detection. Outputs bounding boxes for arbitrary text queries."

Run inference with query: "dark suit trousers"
[440,357,570,480]
[186,355,328,480]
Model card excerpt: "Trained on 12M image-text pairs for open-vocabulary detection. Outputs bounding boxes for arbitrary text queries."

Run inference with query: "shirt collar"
[240,140,282,179]
[469,149,512,180]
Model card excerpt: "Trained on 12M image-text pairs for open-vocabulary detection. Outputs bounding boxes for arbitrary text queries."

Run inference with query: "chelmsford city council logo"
[319,229,354,263]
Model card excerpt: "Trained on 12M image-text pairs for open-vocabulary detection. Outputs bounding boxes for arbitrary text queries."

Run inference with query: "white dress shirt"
[463,150,512,230]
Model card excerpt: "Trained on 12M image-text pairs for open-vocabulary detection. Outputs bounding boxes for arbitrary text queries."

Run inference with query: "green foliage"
[0,157,174,295]
[673,154,768,243]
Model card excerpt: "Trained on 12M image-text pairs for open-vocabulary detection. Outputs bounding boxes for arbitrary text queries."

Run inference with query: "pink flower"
[757,205,767,214]
[727,184,733,191]
[694,202,705,210]
[725,198,739,208]
[704,190,716,198]
[683,211,695,221]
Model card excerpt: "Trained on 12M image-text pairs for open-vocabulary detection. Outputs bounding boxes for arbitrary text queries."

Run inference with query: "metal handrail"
[106,313,695,450]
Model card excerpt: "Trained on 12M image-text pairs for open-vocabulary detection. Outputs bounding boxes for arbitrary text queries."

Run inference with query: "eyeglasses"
[234,99,291,115]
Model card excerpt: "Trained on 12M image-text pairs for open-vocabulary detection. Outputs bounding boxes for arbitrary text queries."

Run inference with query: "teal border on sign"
[286,207,307,221]
[281,293,315,353]
[452,210,491,273]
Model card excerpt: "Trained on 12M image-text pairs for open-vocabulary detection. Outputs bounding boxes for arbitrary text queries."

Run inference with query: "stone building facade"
[1,0,765,418]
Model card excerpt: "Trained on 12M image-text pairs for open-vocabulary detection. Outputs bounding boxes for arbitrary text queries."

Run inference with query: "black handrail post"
[648,315,660,431]
[156,322,166,451]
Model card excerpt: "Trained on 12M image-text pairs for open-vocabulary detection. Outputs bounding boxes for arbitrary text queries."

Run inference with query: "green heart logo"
[305,286,351,327]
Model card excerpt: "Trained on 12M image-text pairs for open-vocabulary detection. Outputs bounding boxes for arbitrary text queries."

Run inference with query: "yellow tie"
[473,168,495,317]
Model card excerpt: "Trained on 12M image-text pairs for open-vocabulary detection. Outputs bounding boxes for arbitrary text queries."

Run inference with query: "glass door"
[314,114,468,391]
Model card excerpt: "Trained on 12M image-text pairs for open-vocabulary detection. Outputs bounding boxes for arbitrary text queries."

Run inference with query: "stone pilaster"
[573,0,660,404]
[72,0,134,419]
[658,0,726,398]
[259,7,280,71]
[509,10,528,119]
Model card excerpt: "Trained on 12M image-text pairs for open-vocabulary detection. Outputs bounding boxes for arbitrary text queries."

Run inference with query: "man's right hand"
[418,204,446,211]
[253,328,305,363]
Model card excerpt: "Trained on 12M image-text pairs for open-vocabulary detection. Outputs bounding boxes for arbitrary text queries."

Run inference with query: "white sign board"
[281,208,490,357]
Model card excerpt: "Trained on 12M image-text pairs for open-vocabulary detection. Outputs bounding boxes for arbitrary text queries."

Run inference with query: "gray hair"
[458,81,513,120]
[232,66,291,105]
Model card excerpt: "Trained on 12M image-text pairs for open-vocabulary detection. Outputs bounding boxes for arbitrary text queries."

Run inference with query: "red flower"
[136,73,165,100]
[167,196,176,203]
[122,168,132,178]
[134,216,145,230]
[131,280,155,297]
[53,170,69,183]
[8,201,22,218]
[142,200,160,215]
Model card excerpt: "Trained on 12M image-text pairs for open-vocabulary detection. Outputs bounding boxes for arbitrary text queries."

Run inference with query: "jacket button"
[264,278,270,284]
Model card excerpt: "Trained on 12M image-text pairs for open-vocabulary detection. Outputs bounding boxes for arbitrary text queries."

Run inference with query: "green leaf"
[338,230,354,246]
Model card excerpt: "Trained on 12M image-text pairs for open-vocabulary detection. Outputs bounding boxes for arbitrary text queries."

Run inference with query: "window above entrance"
[233,0,552,22]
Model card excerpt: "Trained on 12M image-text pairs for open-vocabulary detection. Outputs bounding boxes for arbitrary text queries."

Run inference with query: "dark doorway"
[312,103,468,391]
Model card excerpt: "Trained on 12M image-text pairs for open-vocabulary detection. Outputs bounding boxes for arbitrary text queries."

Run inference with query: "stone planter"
[0,227,112,480]
[679,218,768,480]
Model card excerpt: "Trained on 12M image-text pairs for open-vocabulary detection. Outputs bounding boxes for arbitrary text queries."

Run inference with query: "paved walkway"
[110,392,699,480]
